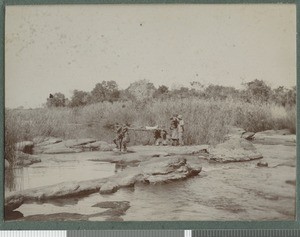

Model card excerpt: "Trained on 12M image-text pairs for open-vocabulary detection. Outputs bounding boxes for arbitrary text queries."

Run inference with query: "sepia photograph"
[4,4,296,222]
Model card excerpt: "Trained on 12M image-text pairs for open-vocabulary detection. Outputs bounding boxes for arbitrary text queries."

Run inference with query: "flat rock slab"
[14,151,41,167]
[99,156,202,195]
[207,138,263,163]
[130,145,209,156]
[21,213,89,221]
[253,130,296,146]
[34,137,63,146]
[83,141,114,151]
[64,138,97,148]
[36,138,98,154]
[5,156,201,212]
[92,201,130,218]
[43,147,82,154]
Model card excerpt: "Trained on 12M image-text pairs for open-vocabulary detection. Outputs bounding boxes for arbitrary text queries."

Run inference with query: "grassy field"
[5,98,296,163]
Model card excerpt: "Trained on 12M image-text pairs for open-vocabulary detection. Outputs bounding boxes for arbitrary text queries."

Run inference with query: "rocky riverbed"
[5,128,296,221]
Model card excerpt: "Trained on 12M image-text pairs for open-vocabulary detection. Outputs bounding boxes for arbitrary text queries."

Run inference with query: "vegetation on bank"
[45,79,296,109]
[5,79,296,164]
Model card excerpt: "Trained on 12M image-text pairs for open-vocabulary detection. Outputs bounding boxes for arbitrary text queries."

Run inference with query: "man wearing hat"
[177,115,184,146]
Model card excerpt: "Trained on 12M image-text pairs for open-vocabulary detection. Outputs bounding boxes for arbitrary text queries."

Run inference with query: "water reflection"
[5,210,24,221]
[5,153,116,192]
[5,168,19,192]
[114,163,127,173]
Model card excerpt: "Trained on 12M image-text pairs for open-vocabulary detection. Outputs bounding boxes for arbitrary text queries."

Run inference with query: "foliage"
[153,85,169,98]
[6,98,296,151]
[70,90,91,107]
[242,79,272,103]
[127,79,156,101]
[91,80,120,103]
[46,92,66,107]
[44,79,296,108]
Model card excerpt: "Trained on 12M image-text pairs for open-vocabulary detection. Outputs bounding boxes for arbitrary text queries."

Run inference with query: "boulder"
[253,130,296,146]
[207,138,263,163]
[15,141,34,154]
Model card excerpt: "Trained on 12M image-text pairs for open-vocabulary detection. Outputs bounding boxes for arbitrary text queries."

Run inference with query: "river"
[5,144,296,221]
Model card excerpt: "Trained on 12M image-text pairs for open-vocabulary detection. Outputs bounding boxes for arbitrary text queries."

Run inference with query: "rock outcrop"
[97,156,201,194]
[206,138,263,163]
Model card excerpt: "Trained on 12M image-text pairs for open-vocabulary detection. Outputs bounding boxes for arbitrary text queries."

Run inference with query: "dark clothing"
[154,129,161,139]
[170,118,179,130]
[154,129,168,146]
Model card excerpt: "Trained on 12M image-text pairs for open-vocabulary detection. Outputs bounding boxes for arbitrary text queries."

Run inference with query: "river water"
[6,144,296,221]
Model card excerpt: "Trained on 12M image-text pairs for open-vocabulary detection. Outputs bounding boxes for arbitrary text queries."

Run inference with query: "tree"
[285,86,296,106]
[70,90,91,107]
[204,85,238,100]
[153,85,169,98]
[46,92,66,107]
[91,80,120,103]
[126,79,156,100]
[243,79,272,103]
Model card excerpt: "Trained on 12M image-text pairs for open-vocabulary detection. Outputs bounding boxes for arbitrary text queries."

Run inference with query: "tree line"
[46,79,296,108]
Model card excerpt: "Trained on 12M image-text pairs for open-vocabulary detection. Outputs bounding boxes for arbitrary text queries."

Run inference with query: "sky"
[5,4,296,108]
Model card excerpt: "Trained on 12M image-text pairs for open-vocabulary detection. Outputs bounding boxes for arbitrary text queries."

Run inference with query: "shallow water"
[5,152,116,192]
[7,145,297,221]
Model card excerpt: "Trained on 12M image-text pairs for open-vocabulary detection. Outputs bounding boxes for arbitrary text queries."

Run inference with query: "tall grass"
[5,98,296,162]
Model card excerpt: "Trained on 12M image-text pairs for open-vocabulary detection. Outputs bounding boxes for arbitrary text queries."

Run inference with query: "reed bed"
[5,98,296,162]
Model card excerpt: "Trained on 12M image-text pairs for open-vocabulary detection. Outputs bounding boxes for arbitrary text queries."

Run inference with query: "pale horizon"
[5,4,296,108]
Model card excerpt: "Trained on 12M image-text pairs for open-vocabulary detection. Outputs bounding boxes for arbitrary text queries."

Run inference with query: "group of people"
[154,114,184,146]
[113,114,185,152]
